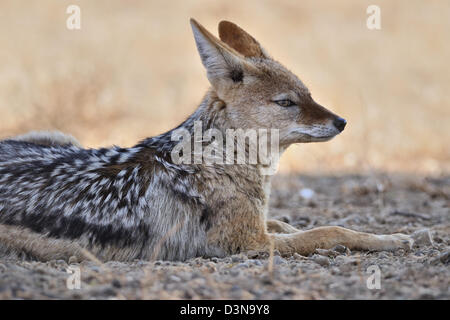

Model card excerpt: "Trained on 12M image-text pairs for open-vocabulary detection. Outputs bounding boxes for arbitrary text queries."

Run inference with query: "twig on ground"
[390,211,431,221]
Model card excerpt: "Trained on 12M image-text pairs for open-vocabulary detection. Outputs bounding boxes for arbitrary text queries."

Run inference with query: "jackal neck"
[137,89,280,177]
[136,89,226,150]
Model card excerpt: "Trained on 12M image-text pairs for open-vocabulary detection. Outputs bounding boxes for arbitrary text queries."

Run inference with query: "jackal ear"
[190,18,253,88]
[218,21,268,59]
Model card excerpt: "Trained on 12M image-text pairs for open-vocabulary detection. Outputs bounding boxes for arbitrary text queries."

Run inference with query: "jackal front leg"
[266,219,300,234]
[268,226,414,256]
[0,224,86,262]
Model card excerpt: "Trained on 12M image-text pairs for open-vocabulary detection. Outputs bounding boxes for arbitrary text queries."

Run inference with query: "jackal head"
[190,19,346,147]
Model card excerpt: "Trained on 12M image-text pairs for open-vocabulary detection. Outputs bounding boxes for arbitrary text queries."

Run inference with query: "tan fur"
[218,21,267,58]
[10,130,82,147]
[266,219,300,234]
[0,224,85,261]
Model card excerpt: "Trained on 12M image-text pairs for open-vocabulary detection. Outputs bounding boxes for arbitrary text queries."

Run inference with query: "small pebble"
[260,275,273,285]
[412,229,434,246]
[229,269,241,276]
[169,275,181,282]
[90,266,101,273]
[273,215,290,223]
[332,244,350,254]
[231,254,247,263]
[246,251,260,259]
[111,279,122,288]
[231,284,241,292]
[311,254,330,266]
[315,248,339,258]
[273,256,286,265]
[247,259,263,266]
[236,262,250,268]
[330,267,340,275]
[68,256,78,264]
[378,252,390,259]
[299,188,315,199]
[293,253,307,260]
[437,251,450,264]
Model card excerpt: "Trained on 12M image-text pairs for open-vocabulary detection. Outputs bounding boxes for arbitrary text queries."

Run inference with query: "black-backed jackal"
[0,19,413,262]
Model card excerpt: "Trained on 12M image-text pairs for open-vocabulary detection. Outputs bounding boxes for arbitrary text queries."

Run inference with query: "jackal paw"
[381,233,414,251]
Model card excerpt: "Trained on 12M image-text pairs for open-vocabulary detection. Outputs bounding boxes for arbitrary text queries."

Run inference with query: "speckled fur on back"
[0,19,414,262]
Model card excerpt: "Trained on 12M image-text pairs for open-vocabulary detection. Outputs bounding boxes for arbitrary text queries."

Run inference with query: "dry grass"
[0,0,448,174]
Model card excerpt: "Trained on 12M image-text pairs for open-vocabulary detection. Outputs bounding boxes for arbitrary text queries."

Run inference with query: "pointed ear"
[218,21,268,59]
[190,18,251,89]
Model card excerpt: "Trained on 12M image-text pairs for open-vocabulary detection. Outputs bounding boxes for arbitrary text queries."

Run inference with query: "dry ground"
[0,1,448,300]
[0,173,448,299]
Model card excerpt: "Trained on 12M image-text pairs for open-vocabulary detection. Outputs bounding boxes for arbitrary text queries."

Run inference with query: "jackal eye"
[274,99,296,107]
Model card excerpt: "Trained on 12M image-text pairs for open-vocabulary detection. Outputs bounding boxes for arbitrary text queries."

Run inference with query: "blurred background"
[0,0,448,174]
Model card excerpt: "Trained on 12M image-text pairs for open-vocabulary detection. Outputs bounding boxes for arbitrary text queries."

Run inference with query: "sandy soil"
[0,173,448,300]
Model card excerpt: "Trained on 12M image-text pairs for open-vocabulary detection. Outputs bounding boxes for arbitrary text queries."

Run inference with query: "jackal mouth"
[301,134,336,143]
[289,131,338,143]
[286,124,342,144]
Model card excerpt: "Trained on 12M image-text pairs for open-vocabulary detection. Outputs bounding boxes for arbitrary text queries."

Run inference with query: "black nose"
[333,117,347,132]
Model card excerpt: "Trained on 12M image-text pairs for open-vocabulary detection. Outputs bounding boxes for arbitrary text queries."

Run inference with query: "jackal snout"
[298,98,347,135]
[306,100,347,133]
